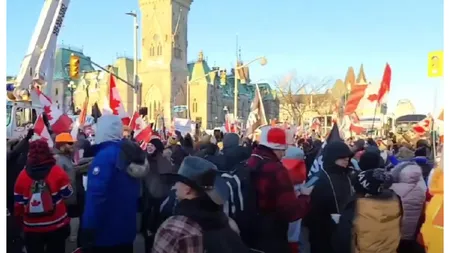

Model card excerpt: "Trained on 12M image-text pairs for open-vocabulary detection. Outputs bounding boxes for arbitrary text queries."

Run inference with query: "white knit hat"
[259,125,288,150]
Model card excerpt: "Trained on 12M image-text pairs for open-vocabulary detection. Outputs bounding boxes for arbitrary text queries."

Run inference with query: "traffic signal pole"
[72,54,135,89]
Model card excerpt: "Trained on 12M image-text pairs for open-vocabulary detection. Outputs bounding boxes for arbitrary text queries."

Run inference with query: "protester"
[281,147,308,253]
[152,156,248,253]
[246,126,311,253]
[141,138,177,250]
[54,132,81,242]
[7,128,33,214]
[304,140,354,253]
[14,139,73,253]
[333,168,402,253]
[221,133,252,171]
[358,150,383,171]
[80,115,148,253]
[390,162,427,253]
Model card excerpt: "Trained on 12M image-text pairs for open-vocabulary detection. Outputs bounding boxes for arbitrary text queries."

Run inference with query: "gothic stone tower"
[139,0,192,123]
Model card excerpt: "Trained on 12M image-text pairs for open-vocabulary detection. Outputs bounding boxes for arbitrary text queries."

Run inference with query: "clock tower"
[139,0,192,123]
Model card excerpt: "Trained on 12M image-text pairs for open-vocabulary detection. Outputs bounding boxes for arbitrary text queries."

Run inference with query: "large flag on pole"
[308,123,343,178]
[245,83,267,137]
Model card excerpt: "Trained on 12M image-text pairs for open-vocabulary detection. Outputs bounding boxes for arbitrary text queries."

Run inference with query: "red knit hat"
[27,139,55,167]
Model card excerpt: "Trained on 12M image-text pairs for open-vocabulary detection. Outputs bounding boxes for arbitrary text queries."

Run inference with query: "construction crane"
[7,0,70,139]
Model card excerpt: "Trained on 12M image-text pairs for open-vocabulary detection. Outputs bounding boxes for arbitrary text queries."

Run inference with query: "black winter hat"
[353,168,393,196]
[149,138,165,154]
[358,151,382,171]
[323,141,353,167]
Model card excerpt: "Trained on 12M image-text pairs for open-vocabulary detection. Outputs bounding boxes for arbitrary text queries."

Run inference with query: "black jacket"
[7,138,29,214]
[175,197,249,253]
[304,161,353,253]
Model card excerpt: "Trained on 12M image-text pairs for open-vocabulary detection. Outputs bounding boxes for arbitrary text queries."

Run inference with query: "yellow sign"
[428,51,443,77]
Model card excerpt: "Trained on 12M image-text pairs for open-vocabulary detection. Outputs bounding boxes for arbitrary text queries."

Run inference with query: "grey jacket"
[54,151,77,205]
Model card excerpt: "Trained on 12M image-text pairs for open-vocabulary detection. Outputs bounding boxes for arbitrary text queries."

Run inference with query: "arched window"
[153,101,157,118]
[158,101,161,112]
[193,99,198,113]
[157,43,162,56]
[150,44,155,56]
[148,103,152,120]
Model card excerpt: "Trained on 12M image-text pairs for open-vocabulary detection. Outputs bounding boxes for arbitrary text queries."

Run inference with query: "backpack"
[219,154,266,246]
[25,178,55,217]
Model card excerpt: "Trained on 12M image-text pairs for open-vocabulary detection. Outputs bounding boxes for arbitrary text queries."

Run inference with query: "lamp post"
[125,11,140,110]
[233,57,267,117]
[68,81,77,114]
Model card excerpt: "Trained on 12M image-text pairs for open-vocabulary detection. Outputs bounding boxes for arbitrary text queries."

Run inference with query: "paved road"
[65,234,145,253]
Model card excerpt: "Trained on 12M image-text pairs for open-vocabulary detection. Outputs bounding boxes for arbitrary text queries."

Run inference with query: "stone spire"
[356,64,367,84]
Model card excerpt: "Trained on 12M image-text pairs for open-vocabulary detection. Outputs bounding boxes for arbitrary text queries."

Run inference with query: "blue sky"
[7,0,443,115]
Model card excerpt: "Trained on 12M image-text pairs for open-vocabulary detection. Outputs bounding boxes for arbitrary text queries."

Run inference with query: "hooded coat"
[81,115,148,247]
[304,141,354,253]
[390,162,427,240]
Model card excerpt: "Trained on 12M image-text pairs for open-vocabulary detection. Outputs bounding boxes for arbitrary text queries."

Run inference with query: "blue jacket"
[82,115,141,247]
[82,141,140,246]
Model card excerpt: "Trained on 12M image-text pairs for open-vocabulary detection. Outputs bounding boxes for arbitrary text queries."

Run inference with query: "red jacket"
[247,145,310,222]
[14,164,72,232]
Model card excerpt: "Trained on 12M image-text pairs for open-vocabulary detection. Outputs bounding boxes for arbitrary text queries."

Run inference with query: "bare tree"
[274,72,333,125]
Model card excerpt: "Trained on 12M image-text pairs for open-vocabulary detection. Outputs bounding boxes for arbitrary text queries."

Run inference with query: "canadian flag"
[109,74,130,125]
[31,88,73,135]
[33,114,53,148]
[413,116,433,136]
[135,125,154,150]
[129,112,147,138]
[349,113,365,135]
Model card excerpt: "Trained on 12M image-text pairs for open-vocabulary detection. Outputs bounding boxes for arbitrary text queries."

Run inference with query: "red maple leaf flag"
[349,113,365,134]
[31,88,72,134]
[109,73,130,125]
[129,111,139,130]
[367,94,378,102]
[344,84,368,115]
[33,114,54,148]
[132,114,147,138]
[412,116,432,136]
[377,63,392,104]
[135,125,154,150]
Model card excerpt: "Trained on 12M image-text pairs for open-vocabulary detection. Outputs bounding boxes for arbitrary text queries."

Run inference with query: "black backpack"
[219,154,266,246]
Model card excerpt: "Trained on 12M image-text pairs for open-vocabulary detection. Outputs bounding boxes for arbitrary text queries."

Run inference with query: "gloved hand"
[79,229,96,253]
[298,184,314,196]
[25,128,34,140]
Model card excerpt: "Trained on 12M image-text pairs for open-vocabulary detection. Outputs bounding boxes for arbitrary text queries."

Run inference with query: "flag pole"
[370,102,379,137]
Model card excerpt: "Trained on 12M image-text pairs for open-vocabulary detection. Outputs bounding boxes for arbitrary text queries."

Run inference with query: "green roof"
[53,46,95,81]
[187,59,276,100]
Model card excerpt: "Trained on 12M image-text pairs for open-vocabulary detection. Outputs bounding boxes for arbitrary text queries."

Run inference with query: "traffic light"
[220,70,227,85]
[69,54,80,80]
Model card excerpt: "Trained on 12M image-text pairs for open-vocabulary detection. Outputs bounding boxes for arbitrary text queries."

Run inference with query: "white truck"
[7,0,70,139]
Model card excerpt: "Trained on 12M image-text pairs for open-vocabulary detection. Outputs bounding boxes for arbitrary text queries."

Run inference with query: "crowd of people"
[6,114,437,253]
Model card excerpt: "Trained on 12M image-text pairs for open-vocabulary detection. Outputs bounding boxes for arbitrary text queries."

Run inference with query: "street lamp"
[234,57,267,117]
[68,81,77,114]
[125,11,140,110]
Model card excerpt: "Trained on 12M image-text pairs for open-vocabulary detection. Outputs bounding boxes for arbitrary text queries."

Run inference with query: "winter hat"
[282,147,307,184]
[358,150,382,171]
[27,139,55,167]
[322,141,353,168]
[354,168,393,196]
[397,147,415,160]
[149,138,165,154]
[222,133,240,150]
[284,146,305,160]
[258,125,288,150]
